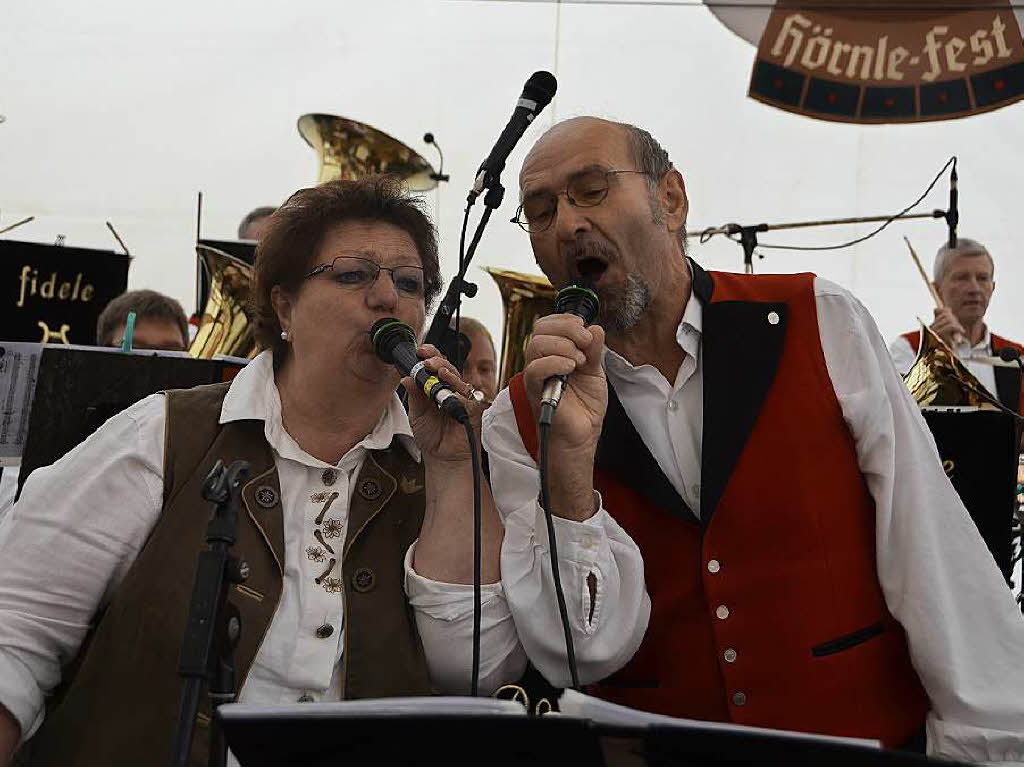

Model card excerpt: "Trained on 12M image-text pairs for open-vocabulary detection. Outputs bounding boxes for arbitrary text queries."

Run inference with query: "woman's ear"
[270,284,293,335]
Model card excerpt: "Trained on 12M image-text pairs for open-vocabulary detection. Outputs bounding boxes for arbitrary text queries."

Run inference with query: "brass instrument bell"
[904,322,1002,409]
[485,267,557,390]
[189,244,254,359]
[297,114,438,191]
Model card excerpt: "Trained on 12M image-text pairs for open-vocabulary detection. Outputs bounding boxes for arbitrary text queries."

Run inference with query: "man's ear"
[660,168,688,236]
[270,284,293,334]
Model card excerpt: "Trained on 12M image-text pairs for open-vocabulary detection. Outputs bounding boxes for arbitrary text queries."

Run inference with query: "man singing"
[482,116,1024,763]
[890,238,1024,414]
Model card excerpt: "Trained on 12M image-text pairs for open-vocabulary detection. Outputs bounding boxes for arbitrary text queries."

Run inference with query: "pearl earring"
[280,330,289,341]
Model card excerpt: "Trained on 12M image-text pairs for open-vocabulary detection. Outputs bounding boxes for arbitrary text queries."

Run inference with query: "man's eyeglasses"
[511,168,647,234]
[305,255,426,298]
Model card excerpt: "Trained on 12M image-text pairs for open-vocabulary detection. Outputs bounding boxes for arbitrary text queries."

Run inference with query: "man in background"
[451,316,498,405]
[96,289,189,351]
[238,206,276,241]
[890,237,1024,414]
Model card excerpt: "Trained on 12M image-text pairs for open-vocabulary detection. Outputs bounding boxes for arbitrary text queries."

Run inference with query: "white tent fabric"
[1,0,1021,349]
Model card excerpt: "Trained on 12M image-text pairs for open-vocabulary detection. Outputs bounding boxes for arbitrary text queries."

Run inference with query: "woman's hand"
[405,344,486,465]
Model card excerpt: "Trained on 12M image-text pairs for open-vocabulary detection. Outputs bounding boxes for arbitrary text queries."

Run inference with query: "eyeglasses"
[305,255,426,298]
[511,168,648,234]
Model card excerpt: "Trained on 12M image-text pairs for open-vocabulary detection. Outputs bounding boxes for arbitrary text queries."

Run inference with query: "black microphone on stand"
[998,346,1023,370]
[371,318,469,424]
[471,71,558,199]
[947,159,959,249]
[539,284,601,423]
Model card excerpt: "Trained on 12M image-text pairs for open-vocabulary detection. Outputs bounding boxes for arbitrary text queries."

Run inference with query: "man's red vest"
[900,329,1024,415]
[509,267,929,746]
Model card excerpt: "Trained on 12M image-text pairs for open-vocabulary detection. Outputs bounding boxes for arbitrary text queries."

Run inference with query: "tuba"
[189,115,437,359]
[904,322,1002,408]
[485,267,557,390]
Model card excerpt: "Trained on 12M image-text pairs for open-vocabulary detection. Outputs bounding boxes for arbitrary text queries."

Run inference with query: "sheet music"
[0,342,42,466]
[218,696,527,721]
[557,689,881,749]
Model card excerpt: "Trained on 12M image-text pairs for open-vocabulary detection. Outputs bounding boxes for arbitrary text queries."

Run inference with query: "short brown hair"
[251,176,442,361]
[96,289,188,347]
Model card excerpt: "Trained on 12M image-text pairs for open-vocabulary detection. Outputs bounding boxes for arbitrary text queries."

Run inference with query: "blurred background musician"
[95,289,189,351]
[237,205,277,241]
[890,238,1024,414]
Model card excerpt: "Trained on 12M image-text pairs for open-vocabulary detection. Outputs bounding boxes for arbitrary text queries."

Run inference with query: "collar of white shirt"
[603,283,703,378]
[219,350,420,468]
[954,325,992,356]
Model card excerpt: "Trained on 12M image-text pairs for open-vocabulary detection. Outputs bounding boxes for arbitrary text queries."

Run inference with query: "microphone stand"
[172,459,252,767]
[423,182,505,348]
[693,209,948,274]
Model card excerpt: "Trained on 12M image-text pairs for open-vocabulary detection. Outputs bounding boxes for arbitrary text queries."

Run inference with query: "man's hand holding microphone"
[522,284,605,522]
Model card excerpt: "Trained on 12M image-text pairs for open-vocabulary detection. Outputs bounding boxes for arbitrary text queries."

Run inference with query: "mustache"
[564,239,617,264]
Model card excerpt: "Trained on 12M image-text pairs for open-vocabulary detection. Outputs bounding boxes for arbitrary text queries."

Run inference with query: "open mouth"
[574,255,609,285]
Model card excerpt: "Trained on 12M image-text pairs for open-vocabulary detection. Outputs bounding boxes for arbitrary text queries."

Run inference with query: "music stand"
[16,344,245,500]
[217,697,959,767]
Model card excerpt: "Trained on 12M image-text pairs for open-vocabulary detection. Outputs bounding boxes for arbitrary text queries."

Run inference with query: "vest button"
[707,559,721,574]
[322,468,338,486]
[254,485,278,508]
[315,623,334,639]
[359,477,382,500]
[732,691,747,706]
[352,567,376,593]
[724,648,737,663]
[716,605,730,620]
[767,311,780,326]
[297,694,315,703]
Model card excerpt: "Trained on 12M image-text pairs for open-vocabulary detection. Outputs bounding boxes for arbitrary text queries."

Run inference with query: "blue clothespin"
[121,309,136,353]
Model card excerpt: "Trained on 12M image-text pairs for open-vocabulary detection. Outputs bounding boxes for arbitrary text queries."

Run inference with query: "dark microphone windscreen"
[370,318,415,362]
[553,283,600,326]
[524,71,558,109]
[997,346,1021,362]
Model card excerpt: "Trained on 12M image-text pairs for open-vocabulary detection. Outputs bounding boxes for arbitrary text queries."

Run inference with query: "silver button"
[767,311,780,325]
[716,605,730,620]
[732,691,746,706]
[724,648,737,663]
[667,400,678,412]
[707,559,721,574]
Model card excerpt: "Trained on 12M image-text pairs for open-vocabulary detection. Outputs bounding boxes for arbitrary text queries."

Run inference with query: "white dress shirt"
[484,276,1024,764]
[890,327,999,396]
[0,351,527,754]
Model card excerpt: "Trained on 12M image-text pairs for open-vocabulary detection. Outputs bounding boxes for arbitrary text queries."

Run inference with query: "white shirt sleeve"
[815,278,1024,765]
[0,394,166,740]
[482,388,651,687]
[888,333,918,377]
[403,544,527,695]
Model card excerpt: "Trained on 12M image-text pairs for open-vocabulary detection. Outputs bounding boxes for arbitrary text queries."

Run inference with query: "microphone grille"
[524,71,558,110]
[370,318,415,361]
[554,283,600,325]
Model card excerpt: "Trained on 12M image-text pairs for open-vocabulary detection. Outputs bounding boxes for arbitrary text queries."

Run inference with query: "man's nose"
[554,195,592,241]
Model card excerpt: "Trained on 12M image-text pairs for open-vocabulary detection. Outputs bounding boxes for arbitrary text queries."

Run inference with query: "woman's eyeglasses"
[305,255,425,298]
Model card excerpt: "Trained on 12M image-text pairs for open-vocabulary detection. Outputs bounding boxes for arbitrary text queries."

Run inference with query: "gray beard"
[599,273,651,334]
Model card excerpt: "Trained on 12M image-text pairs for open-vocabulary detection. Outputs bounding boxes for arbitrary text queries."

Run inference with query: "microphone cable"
[462,416,483,697]
[538,419,581,690]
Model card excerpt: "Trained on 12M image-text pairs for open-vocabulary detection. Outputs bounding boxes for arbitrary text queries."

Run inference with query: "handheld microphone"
[947,160,958,249]
[472,71,558,197]
[539,284,600,426]
[371,318,470,424]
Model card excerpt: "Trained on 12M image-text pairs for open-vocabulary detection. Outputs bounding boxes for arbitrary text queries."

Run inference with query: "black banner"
[1,239,130,345]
